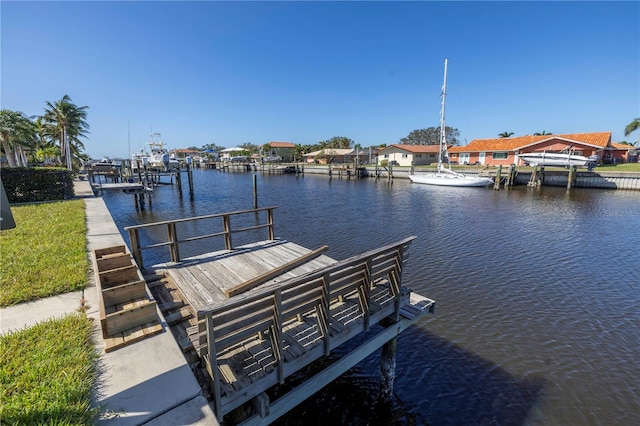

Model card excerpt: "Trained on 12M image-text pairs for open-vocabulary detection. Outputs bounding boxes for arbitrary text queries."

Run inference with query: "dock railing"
[124,206,277,270]
[195,236,419,421]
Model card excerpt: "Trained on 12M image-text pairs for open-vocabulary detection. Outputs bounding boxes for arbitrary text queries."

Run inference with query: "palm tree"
[0,109,36,168]
[42,95,89,170]
[533,130,552,136]
[24,116,54,164]
[498,131,514,138]
[624,118,640,146]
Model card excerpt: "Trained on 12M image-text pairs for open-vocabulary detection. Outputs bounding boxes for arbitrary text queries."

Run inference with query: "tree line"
[4,94,638,170]
[1,95,89,170]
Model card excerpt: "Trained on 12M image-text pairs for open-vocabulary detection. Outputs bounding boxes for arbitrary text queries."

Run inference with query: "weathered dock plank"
[153,240,337,309]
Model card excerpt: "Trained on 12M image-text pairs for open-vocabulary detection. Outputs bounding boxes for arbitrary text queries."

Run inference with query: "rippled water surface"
[102,170,640,425]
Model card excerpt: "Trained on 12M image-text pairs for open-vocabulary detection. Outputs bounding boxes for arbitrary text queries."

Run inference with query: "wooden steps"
[145,272,200,364]
[92,246,162,352]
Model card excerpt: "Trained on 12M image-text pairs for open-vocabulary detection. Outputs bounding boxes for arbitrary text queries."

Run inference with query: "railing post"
[205,313,223,421]
[322,271,331,356]
[267,208,275,240]
[223,214,232,250]
[391,247,404,321]
[168,223,180,263]
[128,228,144,270]
[363,258,373,330]
[273,290,284,384]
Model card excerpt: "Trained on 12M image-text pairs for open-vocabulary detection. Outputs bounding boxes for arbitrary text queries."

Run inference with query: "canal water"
[101,169,640,426]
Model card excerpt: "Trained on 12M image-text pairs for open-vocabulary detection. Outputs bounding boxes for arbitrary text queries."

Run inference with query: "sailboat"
[409,59,494,187]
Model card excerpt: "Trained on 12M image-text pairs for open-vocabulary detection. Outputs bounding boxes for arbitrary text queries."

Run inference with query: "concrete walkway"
[1,179,218,425]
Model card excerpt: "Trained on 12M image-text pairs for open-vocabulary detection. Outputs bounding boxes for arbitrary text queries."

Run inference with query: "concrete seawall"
[298,165,640,190]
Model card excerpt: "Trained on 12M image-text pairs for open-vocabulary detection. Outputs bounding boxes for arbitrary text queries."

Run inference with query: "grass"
[594,163,640,172]
[0,199,88,307]
[0,313,99,425]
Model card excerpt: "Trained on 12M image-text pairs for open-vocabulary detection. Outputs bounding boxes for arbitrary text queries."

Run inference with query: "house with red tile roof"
[376,144,441,166]
[171,148,201,160]
[262,141,295,161]
[265,141,295,149]
[610,142,638,164]
[447,132,628,166]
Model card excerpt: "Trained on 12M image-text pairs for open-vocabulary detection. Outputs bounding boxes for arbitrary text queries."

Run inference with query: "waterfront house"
[263,141,295,162]
[610,142,637,164]
[376,144,441,166]
[303,148,357,164]
[172,148,201,161]
[448,132,625,166]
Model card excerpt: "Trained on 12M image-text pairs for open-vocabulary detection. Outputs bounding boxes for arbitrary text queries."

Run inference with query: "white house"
[376,144,441,166]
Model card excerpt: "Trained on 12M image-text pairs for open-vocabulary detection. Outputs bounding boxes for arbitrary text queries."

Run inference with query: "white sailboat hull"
[517,153,598,168]
[409,172,493,187]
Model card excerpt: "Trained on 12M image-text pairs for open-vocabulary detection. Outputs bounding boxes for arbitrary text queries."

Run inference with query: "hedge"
[1,167,75,203]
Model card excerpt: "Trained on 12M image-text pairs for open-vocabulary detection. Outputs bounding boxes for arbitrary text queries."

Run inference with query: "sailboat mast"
[439,58,449,171]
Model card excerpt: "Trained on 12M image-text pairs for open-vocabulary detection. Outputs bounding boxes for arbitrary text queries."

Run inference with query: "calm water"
[101,169,640,425]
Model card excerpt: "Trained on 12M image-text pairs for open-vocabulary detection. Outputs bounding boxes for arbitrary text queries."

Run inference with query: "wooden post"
[128,228,144,270]
[267,208,275,240]
[379,333,397,405]
[253,174,258,209]
[506,165,516,187]
[567,165,577,189]
[187,162,194,198]
[538,166,545,186]
[528,165,539,187]
[168,222,180,263]
[176,169,182,195]
[493,165,502,190]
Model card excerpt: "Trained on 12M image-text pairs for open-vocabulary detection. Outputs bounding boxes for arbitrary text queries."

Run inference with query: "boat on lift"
[517,149,598,170]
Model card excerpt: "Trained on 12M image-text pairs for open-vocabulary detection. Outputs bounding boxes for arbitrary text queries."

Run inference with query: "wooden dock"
[125,207,435,424]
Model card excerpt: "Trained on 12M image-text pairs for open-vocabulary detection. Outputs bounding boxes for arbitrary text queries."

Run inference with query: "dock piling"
[176,169,182,195]
[506,165,516,187]
[494,165,502,190]
[379,333,397,404]
[567,165,577,189]
[253,175,258,208]
[187,161,194,198]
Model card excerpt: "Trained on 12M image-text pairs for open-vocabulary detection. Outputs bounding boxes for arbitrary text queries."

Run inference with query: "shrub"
[1,167,75,203]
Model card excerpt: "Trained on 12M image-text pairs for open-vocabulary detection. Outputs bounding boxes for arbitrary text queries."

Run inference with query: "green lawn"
[594,163,640,172]
[1,197,98,425]
[0,314,98,425]
[0,199,88,307]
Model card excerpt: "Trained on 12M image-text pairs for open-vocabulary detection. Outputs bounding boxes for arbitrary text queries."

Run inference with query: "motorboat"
[131,133,179,171]
[517,151,598,170]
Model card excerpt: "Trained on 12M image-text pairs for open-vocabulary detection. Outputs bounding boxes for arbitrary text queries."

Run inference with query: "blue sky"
[2,1,638,159]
